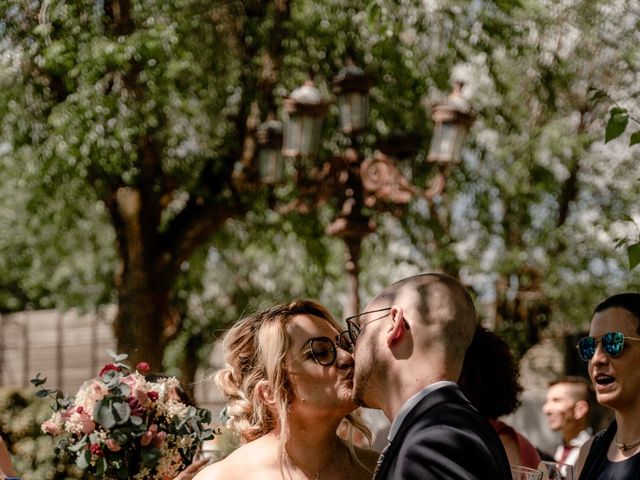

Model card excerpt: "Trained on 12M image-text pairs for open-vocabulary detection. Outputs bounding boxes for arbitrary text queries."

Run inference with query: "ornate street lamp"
[282,79,329,159]
[333,62,371,135]
[427,81,475,164]
[256,116,284,184]
[261,66,475,315]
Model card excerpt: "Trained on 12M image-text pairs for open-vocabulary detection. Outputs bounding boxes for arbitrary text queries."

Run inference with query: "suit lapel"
[374,385,469,479]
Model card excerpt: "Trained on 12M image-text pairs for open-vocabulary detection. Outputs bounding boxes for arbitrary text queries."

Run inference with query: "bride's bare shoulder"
[193,436,279,480]
[192,456,239,480]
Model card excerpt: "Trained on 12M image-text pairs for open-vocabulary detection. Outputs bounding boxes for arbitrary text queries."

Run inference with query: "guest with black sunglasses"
[575,293,640,479]
[193,299,378,480]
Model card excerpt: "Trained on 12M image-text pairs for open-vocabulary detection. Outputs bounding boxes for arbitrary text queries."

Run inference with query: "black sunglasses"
[576,332,640,361]
[344,307,392,346]
[306,334,354,366]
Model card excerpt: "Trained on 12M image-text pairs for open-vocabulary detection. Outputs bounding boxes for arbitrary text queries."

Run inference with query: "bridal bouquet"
[33,351,213,480]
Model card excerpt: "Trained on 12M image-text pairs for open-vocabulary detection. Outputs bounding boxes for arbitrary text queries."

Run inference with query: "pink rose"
[136,362,151,374]
[63,406,96,435]
[105,438,122,452]
[76,380,108,414]
[120,373,148,404]
[41,418,62,435]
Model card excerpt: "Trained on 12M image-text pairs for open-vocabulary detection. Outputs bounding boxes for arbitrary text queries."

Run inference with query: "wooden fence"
[0,307,224,415]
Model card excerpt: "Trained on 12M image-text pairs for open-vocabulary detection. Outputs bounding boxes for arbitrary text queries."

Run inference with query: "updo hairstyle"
[215,299,370,447]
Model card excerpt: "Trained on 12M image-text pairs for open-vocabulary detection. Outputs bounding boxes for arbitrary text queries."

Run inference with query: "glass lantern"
[283,79,328,159]
[333,62,371,135]
[256,117,284,184]
[427,82,475,164]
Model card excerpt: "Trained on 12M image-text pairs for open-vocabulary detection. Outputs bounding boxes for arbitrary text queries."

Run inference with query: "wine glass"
[511,465,544,480]
[538,461,575,480]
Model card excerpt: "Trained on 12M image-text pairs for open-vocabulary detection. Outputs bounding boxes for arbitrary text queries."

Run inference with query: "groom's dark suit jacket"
[374,384,512,480]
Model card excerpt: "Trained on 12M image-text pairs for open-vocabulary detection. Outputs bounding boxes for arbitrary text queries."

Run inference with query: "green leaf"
[35,389,50,398]
[68,436,89,453]
[106,349,118,359]
[112,430,129,445]
[605,108,629,143]
[141,447,162,468]
[96,456,107,475]
[94,401,117,429]
[111,399,131,424]
[106,350,129,363]
[629,242,640,270]
[76,450,91,469]
[610,107,627,115]
[130,415,143,426]
[587,87,609,105]
[116,467,130,479]
[30,373,47,387]
[102,370,121,388]
[630,130,640,146]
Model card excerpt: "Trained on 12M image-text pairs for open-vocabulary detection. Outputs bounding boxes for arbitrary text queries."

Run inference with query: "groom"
[348,273,511,479]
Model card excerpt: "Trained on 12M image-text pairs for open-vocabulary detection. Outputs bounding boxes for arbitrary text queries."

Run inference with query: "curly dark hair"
[458,325,522,418]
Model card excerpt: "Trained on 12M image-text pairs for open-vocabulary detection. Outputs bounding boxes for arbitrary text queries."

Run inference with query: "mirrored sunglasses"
[577,332,640,361]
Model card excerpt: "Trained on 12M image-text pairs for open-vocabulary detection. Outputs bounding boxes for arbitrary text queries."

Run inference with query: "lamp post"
[258,65,474,317]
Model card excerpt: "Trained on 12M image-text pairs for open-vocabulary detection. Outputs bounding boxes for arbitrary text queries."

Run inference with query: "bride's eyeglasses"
[304,334,355,366]
[577,332,640,361]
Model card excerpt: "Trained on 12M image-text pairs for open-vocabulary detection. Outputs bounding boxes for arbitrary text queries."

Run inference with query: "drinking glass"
[538,461,575,480]
[511,465,544,480]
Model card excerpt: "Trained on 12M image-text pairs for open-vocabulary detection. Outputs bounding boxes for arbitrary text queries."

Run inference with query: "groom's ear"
[385,306,408,347]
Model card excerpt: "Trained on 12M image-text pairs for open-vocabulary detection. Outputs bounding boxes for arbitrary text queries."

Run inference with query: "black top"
[579,420,640,480]
[373,384,511,480]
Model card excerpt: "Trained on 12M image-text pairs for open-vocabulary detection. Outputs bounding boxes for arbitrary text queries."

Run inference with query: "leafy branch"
[30,373,72,410]
[589,88,640,145]
[589,89,640,270]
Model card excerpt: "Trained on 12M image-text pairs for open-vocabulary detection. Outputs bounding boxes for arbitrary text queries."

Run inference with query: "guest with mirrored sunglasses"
[194,299,377,480]
[574,293,640,479]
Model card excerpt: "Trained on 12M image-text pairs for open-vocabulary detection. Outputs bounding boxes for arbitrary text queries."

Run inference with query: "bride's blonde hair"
[215,299,371,450]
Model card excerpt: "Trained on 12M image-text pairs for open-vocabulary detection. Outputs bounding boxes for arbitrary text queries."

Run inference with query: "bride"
[194,300,378,480]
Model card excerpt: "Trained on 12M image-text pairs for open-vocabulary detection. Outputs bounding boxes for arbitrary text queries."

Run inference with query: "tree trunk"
[113,273,176,373]
[108,185,176,371]
[179,335,202,401]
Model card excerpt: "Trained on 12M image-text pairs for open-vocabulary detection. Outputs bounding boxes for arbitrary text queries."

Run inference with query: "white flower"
[74,380,109,417]
[156,399,190,421]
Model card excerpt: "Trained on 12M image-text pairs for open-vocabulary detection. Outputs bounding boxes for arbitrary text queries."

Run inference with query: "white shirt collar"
[387,381,457,442]
[568,429,591,447]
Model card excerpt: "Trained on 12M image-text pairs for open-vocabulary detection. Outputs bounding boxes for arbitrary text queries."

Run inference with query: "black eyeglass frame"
[344,307,392,346]
[576,331,640,361]
[306,334,354,366]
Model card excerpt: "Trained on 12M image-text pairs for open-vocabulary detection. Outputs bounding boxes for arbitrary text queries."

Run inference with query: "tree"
[1,0,639,382]
[361,0,640,355]
[1,0,467,372]
[1,0,294,370]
